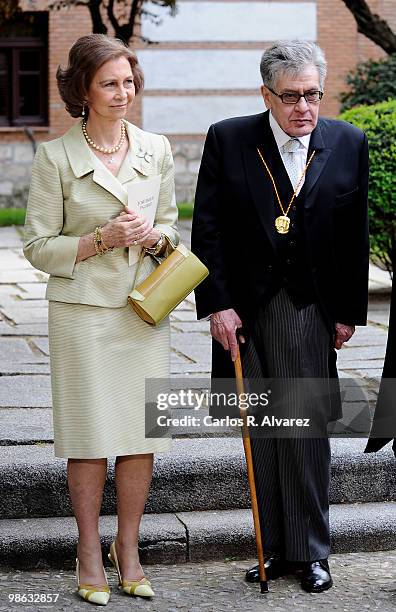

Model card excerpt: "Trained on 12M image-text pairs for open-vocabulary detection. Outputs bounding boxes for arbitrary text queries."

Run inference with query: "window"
[0,12,48,127]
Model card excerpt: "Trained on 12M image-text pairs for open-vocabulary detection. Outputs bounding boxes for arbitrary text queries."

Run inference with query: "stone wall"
[172,142,203,204]
[0,143,35,209]
[0,140,203,208]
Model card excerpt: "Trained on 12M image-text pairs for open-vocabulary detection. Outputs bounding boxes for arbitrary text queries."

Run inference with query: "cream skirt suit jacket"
[24,119,179,458]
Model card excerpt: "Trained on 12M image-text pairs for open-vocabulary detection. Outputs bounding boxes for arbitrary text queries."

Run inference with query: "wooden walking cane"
[234,344,268,594]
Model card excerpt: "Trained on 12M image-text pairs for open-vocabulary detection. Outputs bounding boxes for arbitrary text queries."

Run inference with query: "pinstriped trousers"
[243,289,332,562]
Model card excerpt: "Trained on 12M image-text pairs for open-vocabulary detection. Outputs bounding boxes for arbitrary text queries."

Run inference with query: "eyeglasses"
[267,86,323,104]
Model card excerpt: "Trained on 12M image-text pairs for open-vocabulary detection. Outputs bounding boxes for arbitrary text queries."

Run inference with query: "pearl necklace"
[82,119,126,155]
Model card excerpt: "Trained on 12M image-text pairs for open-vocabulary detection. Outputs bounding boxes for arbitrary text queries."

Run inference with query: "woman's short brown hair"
[56,34,144,118]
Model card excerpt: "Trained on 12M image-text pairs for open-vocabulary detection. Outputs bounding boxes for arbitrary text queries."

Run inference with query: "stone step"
[0,439,394,520]
[0,407,235,444]
[0,502,395,570]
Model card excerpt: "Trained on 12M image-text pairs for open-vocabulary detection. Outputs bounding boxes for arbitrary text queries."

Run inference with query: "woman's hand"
[101,209,153,248]
[141,228,162,249]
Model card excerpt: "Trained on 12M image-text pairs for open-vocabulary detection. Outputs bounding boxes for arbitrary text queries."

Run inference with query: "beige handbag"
[128,240,209,326]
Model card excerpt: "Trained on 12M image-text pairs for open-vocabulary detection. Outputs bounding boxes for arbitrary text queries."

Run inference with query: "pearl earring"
[82,105,86,117]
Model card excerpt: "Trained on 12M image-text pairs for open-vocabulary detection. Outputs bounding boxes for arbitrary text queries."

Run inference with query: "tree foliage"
[340,55,396,112]
[0,0,177,43]
[340,100,396,275]
[0,0,21,25]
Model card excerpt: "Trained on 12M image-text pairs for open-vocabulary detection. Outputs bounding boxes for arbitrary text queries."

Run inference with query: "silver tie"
[282,138,301,190]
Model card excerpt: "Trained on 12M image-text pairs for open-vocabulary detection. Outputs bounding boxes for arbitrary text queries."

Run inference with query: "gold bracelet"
[99,230,114,253]
[93,227,103,256]
[93,226,114,256]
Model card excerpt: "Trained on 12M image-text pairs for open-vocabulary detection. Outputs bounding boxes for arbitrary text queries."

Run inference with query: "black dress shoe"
[300,559,333,593]
[245,554,289,582]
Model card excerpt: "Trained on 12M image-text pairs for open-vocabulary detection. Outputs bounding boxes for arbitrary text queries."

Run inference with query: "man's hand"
[334,323,355,349]
[210,309,245,362]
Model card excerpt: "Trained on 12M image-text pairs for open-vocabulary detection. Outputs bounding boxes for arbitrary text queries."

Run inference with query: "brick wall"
[0,0,392,205]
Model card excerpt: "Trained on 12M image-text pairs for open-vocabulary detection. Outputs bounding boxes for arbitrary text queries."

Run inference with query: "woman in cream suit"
[24,34,179,605]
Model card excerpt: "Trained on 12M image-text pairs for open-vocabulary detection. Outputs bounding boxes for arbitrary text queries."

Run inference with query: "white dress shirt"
[269,111,311,196]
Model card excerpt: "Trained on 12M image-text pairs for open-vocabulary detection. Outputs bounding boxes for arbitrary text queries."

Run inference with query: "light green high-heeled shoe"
[76,558,111,606]
[108,541,155,598]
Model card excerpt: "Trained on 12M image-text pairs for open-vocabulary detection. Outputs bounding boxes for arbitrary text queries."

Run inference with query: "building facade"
[0,0,393,206]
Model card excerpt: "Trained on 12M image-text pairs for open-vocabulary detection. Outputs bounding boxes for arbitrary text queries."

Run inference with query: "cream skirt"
[48,301,172,458]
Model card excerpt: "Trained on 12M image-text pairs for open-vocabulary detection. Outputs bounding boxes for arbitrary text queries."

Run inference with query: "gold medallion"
[256,148,316,238]
[275,215,290,234]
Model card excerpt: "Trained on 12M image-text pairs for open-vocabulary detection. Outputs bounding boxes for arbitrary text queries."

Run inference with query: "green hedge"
[0,202,194,228]
[340,55,396,112]
[0,208,26,226]
[177,201,194,219]
[339,100,396,274]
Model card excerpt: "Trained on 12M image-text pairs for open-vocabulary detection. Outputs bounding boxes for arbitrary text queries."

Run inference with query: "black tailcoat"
[191,111,369,381]
[365,278,396,457]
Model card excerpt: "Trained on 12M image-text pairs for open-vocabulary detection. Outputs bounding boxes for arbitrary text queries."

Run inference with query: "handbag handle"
[131,233,177,291]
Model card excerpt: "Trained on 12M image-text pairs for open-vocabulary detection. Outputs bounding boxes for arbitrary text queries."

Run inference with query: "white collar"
[269,111,311,150]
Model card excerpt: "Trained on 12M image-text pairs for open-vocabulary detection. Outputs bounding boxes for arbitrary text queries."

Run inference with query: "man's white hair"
[260,40,327,90]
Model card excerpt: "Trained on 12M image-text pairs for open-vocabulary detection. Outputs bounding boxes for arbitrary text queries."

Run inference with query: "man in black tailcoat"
[191,41,369,593]
[365,277,396,457]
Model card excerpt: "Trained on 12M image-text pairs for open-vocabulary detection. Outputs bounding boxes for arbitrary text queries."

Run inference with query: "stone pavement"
[0,551,395,611]
[0,223,395,610]
[0,220,392,388]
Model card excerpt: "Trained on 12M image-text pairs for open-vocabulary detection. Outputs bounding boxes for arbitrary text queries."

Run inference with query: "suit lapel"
[116,121,152,185]
[301,120,332,205]
[242,112,282,252]
[63,119,95,177]
[91,157,129,207]
[62,119,154,207]
[242,114,333,246]
[115,150,138,186]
